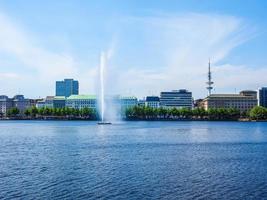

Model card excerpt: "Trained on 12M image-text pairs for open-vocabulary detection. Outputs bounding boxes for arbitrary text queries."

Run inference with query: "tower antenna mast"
[206,59,214,96]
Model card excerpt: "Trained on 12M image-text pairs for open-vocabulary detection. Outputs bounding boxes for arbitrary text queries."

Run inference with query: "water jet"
[98,52,112,125]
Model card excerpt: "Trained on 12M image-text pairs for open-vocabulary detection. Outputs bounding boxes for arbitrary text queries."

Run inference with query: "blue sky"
[0,0,267,98]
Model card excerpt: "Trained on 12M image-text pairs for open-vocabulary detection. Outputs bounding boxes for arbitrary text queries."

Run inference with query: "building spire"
[206,58,214,96]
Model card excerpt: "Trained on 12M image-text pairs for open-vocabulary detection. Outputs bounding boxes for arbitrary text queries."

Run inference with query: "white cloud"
[0,12,79,97]
[0,11,263,99]
[107,13,260,98]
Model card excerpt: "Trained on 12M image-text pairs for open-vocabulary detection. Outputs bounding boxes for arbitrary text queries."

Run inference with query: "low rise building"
[145,96,160,108]
[0,95,12,116]
[36,96,54,109]
[160,89,193,109]
[0,95,31,116]
[120,96,138,110]
[12,95,31,113]
[66,95,97,109]
[53,96,66,108]
[201,90,257,112]
[36,99,46,109]
[138,99,146,107]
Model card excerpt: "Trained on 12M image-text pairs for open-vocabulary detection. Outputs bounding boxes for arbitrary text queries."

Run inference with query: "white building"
[66,95,97,109]
[145,96,160,108]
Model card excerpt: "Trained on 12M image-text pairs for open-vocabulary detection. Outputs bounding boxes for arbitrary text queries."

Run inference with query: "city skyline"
[0,1,267,99]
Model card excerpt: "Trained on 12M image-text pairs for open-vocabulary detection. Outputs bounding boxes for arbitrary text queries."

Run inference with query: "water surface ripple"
[0,121,267,199]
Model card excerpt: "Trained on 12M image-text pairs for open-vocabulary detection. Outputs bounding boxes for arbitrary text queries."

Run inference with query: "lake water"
[0,121,267,199]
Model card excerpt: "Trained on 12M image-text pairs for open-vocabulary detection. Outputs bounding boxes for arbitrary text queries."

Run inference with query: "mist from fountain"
[100,52,105,122]
[98,51,121,125]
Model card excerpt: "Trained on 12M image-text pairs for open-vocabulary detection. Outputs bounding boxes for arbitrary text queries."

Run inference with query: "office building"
[240,90,257,99]
[138,99,146,107]
[0,95,31,116]
[56,79,79,97]
[145,96,160,108]
[36,96,54,108]
[259,87,267,107]
[66,95,97,109]
[36,99,46,109]
[12,95,31,113]
[120,96,138,110]
[201,90,257,112]
[0,96,12,116]
[53,96,66,108]
[160,89,193,109]
[36,96,66,109]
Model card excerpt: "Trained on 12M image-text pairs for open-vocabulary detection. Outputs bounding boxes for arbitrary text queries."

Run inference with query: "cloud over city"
[0,11,264,98]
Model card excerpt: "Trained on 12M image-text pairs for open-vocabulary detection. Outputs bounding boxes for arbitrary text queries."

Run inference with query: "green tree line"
[10,107,98,119]
[4,105,267,121]
[125,106,247,120]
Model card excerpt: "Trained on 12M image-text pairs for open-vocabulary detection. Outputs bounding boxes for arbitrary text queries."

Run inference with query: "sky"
[0,0,267,99]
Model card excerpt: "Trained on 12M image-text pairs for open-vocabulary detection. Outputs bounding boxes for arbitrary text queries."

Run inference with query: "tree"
[249,106,267,120]
[7,107,20,117]
[24,109,31,116]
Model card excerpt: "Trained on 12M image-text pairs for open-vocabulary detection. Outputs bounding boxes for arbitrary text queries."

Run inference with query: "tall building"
[56,79,79,97]
[201,90,257,112]
[258,87,267,107]
[160,89,193,109]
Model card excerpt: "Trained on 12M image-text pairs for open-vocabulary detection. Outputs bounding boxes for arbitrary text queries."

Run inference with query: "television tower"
[206,59,214,96]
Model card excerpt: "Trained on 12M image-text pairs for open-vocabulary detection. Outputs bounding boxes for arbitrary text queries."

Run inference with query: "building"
[240,90,257,99]
[138,99,146,107]
[29,99,42,108]
[120,96,138,110]
[36,96,66,109]
[12,95,31,113]
[0,95,31,116]
[160,89,193,109]
[258,87,267,107]
[0,95,12,116]
[36,96,54,108]
[66,95,97,109]
[201,90,257,112]
[53,96,66,108]
[36,99,46,109]
[56,79,79,97]
[194,99,203,108]
[145,96,160,108]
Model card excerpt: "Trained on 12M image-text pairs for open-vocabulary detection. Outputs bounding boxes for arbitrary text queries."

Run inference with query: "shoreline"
[0,117,266,122]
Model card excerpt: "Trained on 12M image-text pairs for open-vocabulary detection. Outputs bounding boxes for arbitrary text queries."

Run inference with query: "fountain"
[98,52,112,125]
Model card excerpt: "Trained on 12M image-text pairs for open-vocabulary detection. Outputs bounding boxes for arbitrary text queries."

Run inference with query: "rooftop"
[120,96,137,100]
[67,95,96,100]
[206,94,256,99]
[146,96,160,101]
[54,96,66,100]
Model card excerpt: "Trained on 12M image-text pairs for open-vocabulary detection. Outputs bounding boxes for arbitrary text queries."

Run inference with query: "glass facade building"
[56,79,79,97]
[259,87,267,108]
[160,89,193,109]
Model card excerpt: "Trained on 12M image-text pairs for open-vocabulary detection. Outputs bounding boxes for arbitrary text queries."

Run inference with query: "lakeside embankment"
[1,105,267,121]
